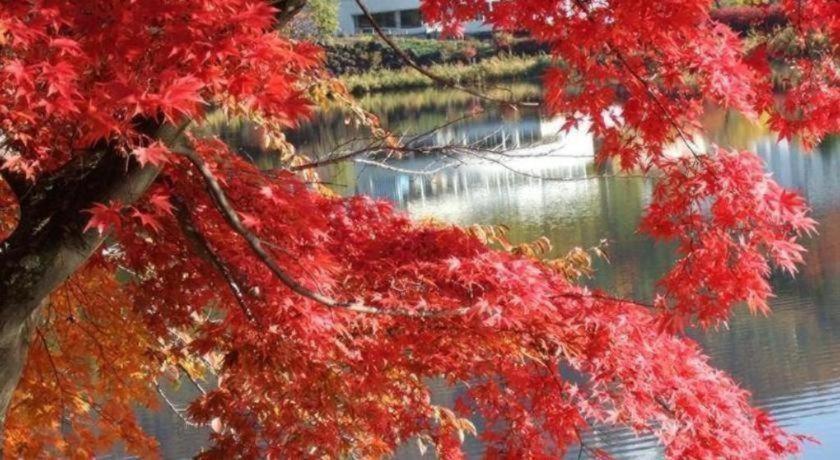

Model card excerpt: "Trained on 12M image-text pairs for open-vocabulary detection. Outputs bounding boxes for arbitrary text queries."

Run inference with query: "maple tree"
[0,0,837,458]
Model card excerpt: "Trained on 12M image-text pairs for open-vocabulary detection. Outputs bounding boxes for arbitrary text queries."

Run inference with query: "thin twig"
[354,158,456,176]
[440,149,646,183]
[290,141,380,171]
[404,112,484,146]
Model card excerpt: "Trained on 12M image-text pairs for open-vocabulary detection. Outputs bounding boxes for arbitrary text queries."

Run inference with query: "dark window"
[400,9,423,28]
[353,14,371,30]
[354,11,397,30]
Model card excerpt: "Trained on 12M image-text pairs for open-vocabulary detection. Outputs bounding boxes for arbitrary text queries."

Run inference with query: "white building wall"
[337,0,491,36]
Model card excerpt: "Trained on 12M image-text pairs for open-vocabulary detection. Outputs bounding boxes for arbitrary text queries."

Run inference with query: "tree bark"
[0,150,158,434]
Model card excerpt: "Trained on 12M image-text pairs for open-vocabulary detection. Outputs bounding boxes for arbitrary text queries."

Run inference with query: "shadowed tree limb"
[172,195,259,324]
[176,146,469,319]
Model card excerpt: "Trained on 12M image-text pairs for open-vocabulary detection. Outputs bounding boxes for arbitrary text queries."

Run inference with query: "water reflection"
[140,86,839,459]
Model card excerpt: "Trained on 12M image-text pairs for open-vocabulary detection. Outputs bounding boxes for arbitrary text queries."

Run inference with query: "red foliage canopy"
[0,0,836,458]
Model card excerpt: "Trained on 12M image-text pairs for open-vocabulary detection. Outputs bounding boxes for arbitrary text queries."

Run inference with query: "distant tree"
[308,0,339,35]
[287,0,340,37]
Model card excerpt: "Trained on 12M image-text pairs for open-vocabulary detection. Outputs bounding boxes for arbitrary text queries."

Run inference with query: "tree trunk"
[0,149,159,434]
[0,304,42,440]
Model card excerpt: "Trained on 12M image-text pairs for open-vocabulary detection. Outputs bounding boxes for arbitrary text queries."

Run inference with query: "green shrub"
[343,55,551,94]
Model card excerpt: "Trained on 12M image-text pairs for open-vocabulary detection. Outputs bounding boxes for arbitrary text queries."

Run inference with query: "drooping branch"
[176,147,467,319]
[172,196,259,324]
[155,382,200,428]
[177,363,209,395]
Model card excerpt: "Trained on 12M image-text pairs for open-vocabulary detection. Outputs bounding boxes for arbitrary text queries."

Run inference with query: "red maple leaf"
[158,76,205,121]
[82,202,124,235]
[131,208,162,233]
[148,192,175,217]
[131,143,171,167]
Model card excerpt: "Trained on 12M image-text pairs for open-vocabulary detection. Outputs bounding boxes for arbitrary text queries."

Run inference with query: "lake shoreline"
[341,55,550,94]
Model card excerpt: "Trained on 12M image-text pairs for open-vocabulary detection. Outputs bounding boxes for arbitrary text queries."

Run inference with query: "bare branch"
[290,141,381,171]
[553,291,655,310]
[354,158,456,176]
[403,112,484,147]
[439,149,647,182]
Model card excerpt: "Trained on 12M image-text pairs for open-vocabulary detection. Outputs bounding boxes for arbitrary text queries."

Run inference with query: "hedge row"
[324,7,787,77]
[711,6,788,35]
[321,36,548,76]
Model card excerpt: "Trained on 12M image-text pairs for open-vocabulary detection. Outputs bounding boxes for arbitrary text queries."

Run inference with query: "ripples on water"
[140,86,839,459]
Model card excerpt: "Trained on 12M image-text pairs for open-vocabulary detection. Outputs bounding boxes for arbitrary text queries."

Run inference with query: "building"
[337,0,492,36]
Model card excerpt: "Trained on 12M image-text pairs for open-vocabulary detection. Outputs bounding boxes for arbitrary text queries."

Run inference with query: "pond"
[136,85,840,459]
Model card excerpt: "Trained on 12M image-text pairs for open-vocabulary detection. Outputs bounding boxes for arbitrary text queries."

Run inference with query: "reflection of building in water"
[356,118,597,208]
[356,152,605,214]
[757,137,839,210]
[428,117,538,150]
[416,115,587,154]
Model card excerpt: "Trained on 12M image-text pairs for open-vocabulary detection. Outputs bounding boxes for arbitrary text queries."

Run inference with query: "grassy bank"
[342,55,550,94]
